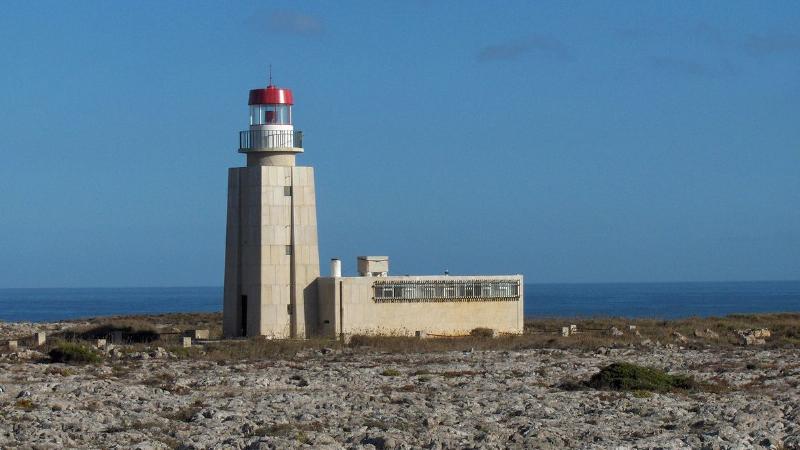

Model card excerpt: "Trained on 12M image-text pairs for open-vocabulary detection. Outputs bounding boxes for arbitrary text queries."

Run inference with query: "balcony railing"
[239,129,303,151]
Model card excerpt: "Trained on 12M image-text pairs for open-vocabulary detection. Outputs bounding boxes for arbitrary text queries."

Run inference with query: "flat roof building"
[318,257,523,338]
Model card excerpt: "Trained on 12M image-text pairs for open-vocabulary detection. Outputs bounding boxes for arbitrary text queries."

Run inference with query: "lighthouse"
[223,81,320,338]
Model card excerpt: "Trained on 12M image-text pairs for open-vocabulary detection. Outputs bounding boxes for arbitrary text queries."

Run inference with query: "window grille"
[373,280,520,303]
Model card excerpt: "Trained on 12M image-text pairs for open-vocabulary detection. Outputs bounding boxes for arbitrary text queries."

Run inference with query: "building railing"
[239,129,303,151]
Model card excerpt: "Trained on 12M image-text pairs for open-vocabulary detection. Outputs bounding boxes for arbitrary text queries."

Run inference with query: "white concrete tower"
[223,81,320,338]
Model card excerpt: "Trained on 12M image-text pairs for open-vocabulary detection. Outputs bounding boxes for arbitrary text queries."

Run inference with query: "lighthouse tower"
[223,81,320,338]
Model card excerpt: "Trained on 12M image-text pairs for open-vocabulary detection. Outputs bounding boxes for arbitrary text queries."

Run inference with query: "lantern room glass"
[250,105,292,126]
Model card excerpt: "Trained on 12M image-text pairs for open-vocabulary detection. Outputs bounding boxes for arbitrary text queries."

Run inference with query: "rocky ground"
[2,314,800,449]
[1,339,799,449]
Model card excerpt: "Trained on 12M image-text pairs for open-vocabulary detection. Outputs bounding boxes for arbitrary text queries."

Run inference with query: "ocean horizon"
[1,280,799,323]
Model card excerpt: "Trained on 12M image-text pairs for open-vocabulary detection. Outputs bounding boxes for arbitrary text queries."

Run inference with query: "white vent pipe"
[330,258,342,277]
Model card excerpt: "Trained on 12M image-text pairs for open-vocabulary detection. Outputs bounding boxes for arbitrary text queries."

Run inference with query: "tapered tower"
[223,81,320,338]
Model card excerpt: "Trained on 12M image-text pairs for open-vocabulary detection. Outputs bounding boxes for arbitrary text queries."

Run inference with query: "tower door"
[240,295,248,336]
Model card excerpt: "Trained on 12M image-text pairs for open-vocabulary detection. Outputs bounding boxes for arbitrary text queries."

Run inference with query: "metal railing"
[239,129,303,151]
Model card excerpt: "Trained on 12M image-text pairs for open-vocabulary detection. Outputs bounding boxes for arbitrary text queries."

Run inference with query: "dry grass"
[161,406,203,423]
[75,312,222,335]
[56,312,223,343]
[526,313,800,348]
[198,337,342,362]
[37,312,800,362]
[15,399,35,411]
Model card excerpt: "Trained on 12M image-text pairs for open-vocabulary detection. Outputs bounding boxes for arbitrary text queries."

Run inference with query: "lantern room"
[248,85,294,126]
[240,83,302,153]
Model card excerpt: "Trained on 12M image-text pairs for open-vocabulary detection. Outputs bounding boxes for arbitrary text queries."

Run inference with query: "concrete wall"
[316,275,524,338]
[290,166,320,338]
[223,165,320,338]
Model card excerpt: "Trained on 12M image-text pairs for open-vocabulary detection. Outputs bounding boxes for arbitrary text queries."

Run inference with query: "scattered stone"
[609,327,624,337]
[672,332,689,343]
[149,347,170,359]
[740,335,766,346]
[705,329,720,339]
[754,329,771,338]
[7,349,45,361]
[737,329,771,346]
[569,324,578,334]
[32,332,46,346]
[1,318,798,449]
[561,327,570,337]
[186,329,209,340]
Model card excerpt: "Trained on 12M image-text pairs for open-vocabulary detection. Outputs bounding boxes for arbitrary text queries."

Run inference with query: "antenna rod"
[269,64,272,85]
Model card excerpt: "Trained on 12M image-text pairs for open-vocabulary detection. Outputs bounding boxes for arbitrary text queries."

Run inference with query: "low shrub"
[380,368,401,377]
[15,399,35,411]
[440,370,482,378]
[586,362,698,392]
[162,406,202,422]
[48,343,102,364]
[69,324,159,343]
[470,328,495,338]
[45,366,76,376]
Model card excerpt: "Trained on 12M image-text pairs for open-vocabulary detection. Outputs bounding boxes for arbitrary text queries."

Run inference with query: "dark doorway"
[240,295,248,336]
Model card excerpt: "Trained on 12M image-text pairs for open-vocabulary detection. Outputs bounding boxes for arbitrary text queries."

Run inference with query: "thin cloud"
[615,21,727,46]
[477,35,572,62]
[742,32,800,57]
[688,22,727,46]
[650,56,736,78]
[263,11,324,35]
[615,26,657,41]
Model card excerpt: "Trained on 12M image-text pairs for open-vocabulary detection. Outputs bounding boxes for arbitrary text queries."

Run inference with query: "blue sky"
[0,1,798,287]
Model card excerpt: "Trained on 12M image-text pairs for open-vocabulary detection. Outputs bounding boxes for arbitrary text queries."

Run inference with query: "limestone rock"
[736,329,771,346]
[672,332,689,343]
[1,320,799,450]
[694,329,720,339]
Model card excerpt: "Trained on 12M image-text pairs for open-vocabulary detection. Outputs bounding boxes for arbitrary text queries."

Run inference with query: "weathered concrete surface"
[318,275,524,338]
[223,165,320,339]
[2,344,799,449]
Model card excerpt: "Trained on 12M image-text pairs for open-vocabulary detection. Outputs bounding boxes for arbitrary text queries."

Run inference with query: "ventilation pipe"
[330,258,342,277]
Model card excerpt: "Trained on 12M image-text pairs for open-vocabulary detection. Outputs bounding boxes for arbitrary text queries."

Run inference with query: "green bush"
[470,327,495,338]
[380,368,401,377]
[67,324,159,343]
[49,343,102,364]
[586,362,698,392]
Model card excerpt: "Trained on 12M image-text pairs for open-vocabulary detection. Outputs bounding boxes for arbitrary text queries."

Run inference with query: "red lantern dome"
[248,85,294,105]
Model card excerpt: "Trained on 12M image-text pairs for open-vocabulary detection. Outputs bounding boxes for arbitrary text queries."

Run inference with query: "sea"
[1,281,799,323]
